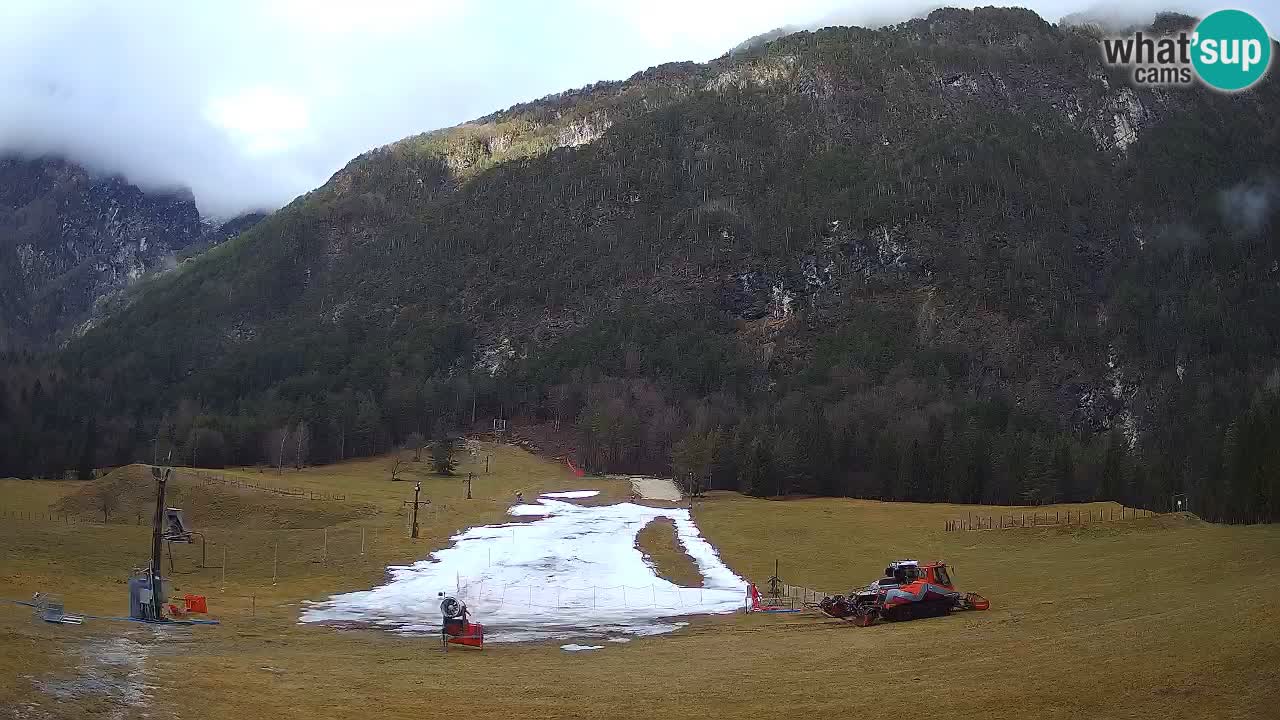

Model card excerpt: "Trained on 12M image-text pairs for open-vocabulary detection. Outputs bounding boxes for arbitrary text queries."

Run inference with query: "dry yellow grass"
[1,446,1277,720]
[635,517,703,587]
[0,477,86,514]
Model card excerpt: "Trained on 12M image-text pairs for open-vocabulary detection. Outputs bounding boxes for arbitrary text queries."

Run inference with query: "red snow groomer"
[818,560,989,626]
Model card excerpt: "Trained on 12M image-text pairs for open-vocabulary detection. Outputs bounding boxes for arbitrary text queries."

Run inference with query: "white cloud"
[0,0,1275,218]
[206,88,312,156]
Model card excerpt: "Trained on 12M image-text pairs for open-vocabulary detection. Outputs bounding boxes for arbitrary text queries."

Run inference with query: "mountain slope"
[0,154,263,349]
[7,8,1280,521]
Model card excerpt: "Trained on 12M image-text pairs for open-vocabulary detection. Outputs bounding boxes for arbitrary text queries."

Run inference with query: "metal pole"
[323,528,328,563]
[360,527,366,555]
[221,547,226,589]
[273,543,278,585]
[149,467,168,620]
[412,482,421,539]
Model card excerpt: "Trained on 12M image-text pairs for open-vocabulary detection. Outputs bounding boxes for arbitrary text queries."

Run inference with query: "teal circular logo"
[1193,10,1272,91]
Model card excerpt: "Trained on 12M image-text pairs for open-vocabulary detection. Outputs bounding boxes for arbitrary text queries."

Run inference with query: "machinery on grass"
[817,560,989,626]
[439,592,484,649]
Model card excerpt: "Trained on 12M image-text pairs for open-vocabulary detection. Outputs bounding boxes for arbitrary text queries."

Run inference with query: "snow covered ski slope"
[301,495,747,642]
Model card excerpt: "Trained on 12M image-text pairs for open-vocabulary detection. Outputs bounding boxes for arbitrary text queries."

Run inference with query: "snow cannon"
[439,592,484,650]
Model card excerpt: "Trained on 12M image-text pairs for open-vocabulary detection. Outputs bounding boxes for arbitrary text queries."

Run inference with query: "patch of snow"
[540,490,600,499]
[560,644,604,652]
[508,504,552,517]
[301,500,747,642]
[606,637,632,643]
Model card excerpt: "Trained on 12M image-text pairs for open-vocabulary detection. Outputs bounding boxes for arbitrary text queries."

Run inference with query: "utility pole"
[148,464,171,620]
[403,482,429,539]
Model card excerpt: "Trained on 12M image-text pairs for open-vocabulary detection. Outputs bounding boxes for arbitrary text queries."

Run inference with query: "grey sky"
[1,0,1275,218]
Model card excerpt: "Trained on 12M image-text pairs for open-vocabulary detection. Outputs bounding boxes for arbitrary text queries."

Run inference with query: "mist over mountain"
[0,154,263,350]
[3,7,1277,526]
[2,0,1273,219]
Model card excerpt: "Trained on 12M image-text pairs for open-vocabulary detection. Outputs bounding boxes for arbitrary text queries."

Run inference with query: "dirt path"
[630,477,681,502]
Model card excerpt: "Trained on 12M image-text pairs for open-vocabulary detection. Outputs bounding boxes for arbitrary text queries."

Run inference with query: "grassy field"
[636,518,703,587]
[1,445,1277,719]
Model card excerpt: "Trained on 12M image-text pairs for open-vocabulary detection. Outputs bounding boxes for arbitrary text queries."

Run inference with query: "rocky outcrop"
[0,155,262,349]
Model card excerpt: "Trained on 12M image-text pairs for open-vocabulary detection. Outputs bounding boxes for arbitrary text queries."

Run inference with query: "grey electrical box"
[128,573,170,620]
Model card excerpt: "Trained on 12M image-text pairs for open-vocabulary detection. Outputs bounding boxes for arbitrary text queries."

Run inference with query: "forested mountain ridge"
[0,154,264,350]
[4,8,1278,522]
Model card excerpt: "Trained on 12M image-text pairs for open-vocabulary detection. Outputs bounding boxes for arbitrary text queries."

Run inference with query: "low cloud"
[1219,178,1278,235]
[1,0,1275,218]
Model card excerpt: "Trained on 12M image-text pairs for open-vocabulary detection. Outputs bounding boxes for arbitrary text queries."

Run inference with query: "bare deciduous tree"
[92,484,119,523]
[294,421,311,469]
[404,432,426,462]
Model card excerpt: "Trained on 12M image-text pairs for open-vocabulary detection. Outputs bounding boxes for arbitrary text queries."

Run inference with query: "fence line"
[0,509,89,524]
[448,579,741,611]
[945,506,1157,532]
[182,470,347,501]
[745,581,832,608]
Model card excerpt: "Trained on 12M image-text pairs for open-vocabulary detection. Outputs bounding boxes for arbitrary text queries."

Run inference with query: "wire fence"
[450,578,750,611]
[945,506,1157,531]
[754,582,832,608]
[182,470,347,501]
[0,509,90,523]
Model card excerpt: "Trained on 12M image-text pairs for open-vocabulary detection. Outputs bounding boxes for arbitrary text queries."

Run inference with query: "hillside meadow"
[0,444,1276,719]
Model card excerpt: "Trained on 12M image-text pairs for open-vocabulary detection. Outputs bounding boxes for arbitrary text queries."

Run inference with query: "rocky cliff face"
[0,155,261,349]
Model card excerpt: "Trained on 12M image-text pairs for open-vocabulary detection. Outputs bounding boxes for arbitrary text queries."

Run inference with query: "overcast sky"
[1,0,1275,218]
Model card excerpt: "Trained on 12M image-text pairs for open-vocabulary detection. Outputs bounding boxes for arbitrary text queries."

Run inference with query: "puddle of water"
[33,636,153,719]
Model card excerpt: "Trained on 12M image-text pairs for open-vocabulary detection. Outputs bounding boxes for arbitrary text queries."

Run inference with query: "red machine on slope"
[818,560,989,626]
[439,593,484,649]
